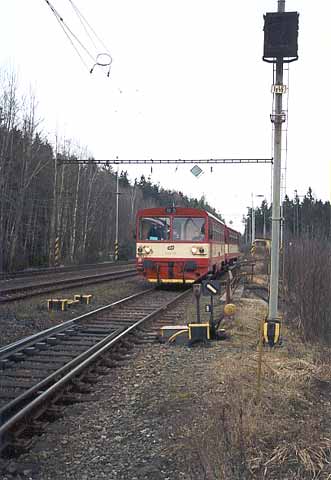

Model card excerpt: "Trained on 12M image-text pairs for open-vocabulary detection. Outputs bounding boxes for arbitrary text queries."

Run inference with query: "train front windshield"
[172,217,205,241]
[139,217,170,241]
[138,216,206,241]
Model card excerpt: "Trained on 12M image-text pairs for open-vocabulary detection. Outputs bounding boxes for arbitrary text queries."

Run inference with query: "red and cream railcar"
[226,225,241,265]
[136,207,240,284]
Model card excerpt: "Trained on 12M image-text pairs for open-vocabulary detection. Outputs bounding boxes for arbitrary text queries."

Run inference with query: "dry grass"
[174,297,331,479]
[284,238,331,345]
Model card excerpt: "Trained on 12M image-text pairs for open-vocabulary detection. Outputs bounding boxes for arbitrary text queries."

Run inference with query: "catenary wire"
[67,0,111,54]
[52,8,90,70]
[68,0,99,51]
[43,0,96,70]
[67,0,112,75]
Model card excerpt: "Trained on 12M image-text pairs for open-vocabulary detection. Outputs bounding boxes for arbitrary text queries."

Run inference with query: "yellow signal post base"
[188,323,210,343]
[263,320,281,347]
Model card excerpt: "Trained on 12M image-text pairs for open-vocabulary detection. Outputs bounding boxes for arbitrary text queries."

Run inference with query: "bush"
[284,237,331,344]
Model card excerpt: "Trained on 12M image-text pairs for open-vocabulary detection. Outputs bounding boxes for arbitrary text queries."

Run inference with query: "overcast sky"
[2,0,330,231]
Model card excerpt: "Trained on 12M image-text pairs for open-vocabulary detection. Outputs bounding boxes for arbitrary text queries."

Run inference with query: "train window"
[173,217,205,241]
[208,223,213,239]
[212,223,218,241]
[228,231,238,244]
[139,217,170,241]
[210,222,223,242]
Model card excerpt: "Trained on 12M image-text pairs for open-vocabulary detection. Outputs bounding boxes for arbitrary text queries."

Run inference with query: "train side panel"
[225,226,241,264]
[208,218,227,274]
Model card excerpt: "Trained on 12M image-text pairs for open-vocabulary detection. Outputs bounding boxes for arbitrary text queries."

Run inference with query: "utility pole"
[263,210,266,239]
[252,193,264,244]
[263,0,299,344]
[115,168,120,261]
[246,216,249,244]
[50,155,59,267]
[268,1,284,323]
[251,193,255,244]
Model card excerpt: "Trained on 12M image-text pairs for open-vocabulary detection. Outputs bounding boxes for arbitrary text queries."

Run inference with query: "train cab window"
[172,217,205,241]
[139,217,170,241]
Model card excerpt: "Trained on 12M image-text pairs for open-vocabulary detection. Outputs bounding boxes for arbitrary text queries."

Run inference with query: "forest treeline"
[0,71,220,272]
[246,187,331,241]
[1,70,330,273]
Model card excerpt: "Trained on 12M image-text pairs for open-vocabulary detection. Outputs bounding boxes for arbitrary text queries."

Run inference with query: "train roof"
[137,207,239,234]
[137,206,219,220]
[227,225,241,235]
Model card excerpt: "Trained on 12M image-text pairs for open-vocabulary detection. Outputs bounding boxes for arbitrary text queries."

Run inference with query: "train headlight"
[192,246,206,255]
[144,246,152,254]
[137,247,143,254]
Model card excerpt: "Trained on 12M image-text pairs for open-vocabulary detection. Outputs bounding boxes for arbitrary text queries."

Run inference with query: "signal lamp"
[263,12,299,62]
[224,303,236,316]
[191,247,198,254]
[144,246,151,254]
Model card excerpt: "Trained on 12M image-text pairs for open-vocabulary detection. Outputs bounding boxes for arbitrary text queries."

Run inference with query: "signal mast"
[262,0,299,345]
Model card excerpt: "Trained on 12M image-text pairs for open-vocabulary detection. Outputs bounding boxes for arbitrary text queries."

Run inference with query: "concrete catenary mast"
[269,0,285,324]
[263,0,299,344]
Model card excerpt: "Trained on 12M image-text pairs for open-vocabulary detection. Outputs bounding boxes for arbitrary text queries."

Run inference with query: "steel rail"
[0,260,135,281]
[0,289,153,358]
[0,288,190,447]
[0,268,138,303]
[0,268,136,295]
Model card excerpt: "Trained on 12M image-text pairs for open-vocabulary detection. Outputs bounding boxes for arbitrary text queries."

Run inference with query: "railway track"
[0,260,135,281]
[0,287,191,458]
[0,267,138,304]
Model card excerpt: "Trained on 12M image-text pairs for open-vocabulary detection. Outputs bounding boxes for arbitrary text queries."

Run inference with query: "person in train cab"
[148,224,160,240]
[173,228,180,240]
[148,224,165,240]
[192,225,205,241]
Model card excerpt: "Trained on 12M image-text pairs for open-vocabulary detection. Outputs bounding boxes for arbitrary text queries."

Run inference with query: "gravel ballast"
[4,290,330,480]
[0,277,150,347]
[3,296,265,480]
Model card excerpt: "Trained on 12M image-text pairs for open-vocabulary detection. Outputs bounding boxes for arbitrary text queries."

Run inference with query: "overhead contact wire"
[68,0,111,54]
[52,11,90,70]
[68,0,99,51]
[43,0,95,67]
